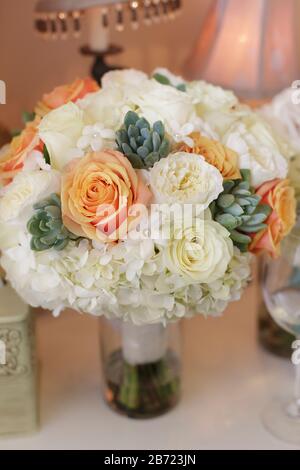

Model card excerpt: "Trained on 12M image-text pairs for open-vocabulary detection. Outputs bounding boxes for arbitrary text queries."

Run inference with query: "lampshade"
[34,0,182,38]
[186,0,299,99]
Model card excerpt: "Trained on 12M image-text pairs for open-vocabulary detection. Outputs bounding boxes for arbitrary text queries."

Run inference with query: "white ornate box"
[0,285,38,435]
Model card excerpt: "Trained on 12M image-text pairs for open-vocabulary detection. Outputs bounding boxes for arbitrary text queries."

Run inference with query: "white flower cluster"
[0,68,291,325]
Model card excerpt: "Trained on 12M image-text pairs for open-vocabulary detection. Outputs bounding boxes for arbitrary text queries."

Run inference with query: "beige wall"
[0,0,211,129]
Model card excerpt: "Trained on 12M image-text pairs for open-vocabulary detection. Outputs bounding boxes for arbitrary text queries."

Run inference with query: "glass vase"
[258,300,295,358]
[99,318,182,419]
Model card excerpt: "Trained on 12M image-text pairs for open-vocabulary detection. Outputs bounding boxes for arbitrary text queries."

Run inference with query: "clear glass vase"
[258,300,295,358]
[99,318,182,419]
[262,215,300,444]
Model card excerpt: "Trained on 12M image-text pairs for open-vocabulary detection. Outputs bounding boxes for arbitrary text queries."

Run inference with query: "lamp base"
[80,45,123,85]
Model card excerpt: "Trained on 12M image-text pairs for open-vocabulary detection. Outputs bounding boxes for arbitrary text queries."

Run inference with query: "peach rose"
[250,179,296,258]
[35,77,99,117]
[177,132,241,180]
[0,117,42,185]
[61,150,152,242]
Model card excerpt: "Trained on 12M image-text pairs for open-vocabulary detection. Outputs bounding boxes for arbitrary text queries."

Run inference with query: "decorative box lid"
[0,284,29,323]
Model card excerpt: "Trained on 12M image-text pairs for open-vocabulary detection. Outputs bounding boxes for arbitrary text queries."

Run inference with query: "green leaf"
[128,124,139,139]
[225,203,244,217]
[22,111,36,124]
[245,205,257,215]
[176,83,187,92]
[232,188,251,197]
[129,137,138,152]
[217,194,235,209]
[27,217,41,236]
[126,153,145,169]
[240,223,266,233]
[140,128,150,140]
[137,146,149,159]
[230,230,252,244]
[153,73,171,86]
[235,197,251,206]
[243,212,268,225]
[159,139,170,158]
[136,118,150,131]
[153,121,164,139]
[152,131,161,152]
[247,195,261,206]
[222,181,235,193]
[45,205,61,219]
[116,129,129,147]
[122,143,134,156]
[54,238,69,251]
[124,111,139,129]
[39,218,50,232]
[30,237,49,252]
[11,129,21,138]
[255,203,272,217]
[216,213,239,231]
[49,193,61,208]
[240,169,251,183]
[43,145,51,165]
[143,136,153,152]
[144,152,160,168]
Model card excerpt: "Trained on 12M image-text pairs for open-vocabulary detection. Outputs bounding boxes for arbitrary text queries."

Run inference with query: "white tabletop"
[0,274,299,450]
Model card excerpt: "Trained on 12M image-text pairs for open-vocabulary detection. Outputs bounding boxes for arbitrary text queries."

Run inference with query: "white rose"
[260,88,299,153]
[186,80,238,114]
[164,218,233,284]
[101,69,148,88]
[149,152,223,209]
[0,170,60,223]
[39,102,86,170]
[223,117,288,187]
[131,80,195,133]
[78,86,134,130]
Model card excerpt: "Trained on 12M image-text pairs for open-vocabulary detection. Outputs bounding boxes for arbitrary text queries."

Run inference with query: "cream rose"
[78,86,133,131]
[101,69,148,88]
[164,218,233,284]
[38,102,86,170]
[0,170,60,223]
[149,152,223,209]
[186,81,238,114]
[224,117,288,187]
[131,80,195,133]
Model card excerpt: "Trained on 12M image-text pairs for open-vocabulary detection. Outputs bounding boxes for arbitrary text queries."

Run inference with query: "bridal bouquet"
[0,69,296,326]
[0,69,296,417]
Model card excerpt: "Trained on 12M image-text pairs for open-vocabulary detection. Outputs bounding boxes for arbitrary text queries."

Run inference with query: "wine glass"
[262,217,300,444]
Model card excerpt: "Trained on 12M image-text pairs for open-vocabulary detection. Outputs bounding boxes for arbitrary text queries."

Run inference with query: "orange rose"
[0,117,42,185]
[250,179,296,258]
[35,77,99,117]
[61,150,152,242]
[177,132,241,180]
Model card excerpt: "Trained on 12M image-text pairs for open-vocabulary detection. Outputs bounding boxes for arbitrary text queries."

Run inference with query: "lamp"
[34,0,182,38]
[186,0,299,99]
[34,0,183,82]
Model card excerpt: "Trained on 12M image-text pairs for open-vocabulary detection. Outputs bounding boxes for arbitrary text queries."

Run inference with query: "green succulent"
[210,169,272,252]
[116,111,171,169]
[27,193,79,252]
